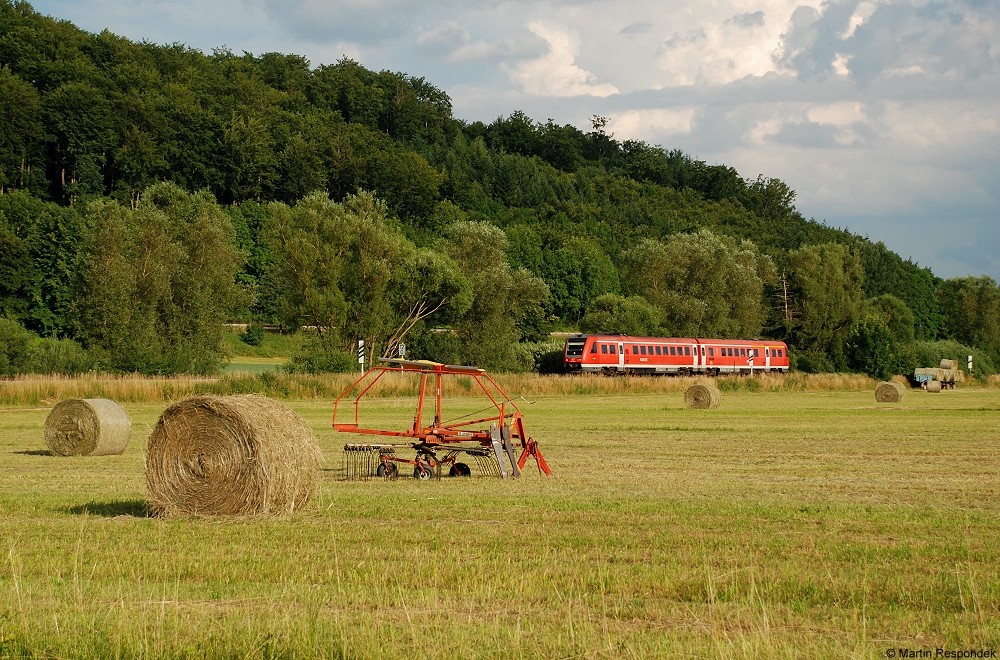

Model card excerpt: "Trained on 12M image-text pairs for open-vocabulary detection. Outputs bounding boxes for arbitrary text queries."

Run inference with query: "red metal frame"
[333,359,551,475]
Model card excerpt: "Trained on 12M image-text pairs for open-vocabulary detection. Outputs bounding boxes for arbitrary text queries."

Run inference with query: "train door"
[765,347,771,369]
[618,342,625,372]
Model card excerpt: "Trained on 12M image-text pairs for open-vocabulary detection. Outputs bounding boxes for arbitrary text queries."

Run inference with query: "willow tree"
[620,228,775,338]
[73,183,248,373]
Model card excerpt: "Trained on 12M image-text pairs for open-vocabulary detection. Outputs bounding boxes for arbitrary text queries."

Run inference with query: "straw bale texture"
[146,395,321,517]
[926,380,942,393]
[940,359,957,370]
[44,398,131,456]
[684,383,721,409]
[875,381,905,403]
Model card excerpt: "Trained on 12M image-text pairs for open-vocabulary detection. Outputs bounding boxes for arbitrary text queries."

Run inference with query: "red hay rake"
[334,359,551,480]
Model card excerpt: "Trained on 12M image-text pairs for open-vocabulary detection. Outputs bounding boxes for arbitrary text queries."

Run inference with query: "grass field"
[1,380,998,658]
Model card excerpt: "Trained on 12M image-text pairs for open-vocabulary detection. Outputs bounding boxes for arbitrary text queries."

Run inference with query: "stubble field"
[1,377,998,658]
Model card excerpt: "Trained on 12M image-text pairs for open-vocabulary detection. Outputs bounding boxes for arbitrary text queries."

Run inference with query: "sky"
[28,0,1000,282]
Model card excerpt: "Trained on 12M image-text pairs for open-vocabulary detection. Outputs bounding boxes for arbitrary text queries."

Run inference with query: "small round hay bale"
[939,359,957,370]
[925,380,942,393]
[146,395,321,517]
[684,383,721,409]
[44,398,131,456]
[875,381,905,403]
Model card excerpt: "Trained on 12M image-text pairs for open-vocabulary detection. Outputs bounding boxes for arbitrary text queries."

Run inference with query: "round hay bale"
[940,359,957,370]
[926,380,942,393]
[146,395,321,517]
[875,381,905,403]
[44,398,131,456]
[684,383,721,409]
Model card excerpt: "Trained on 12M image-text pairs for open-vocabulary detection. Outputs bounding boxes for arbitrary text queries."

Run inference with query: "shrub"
[28,337,95,374]
[0,317,33,376]
[241,324,266,347]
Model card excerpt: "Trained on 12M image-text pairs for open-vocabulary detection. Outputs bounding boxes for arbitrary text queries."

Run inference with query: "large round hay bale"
[44,398,131,456]
[940,359,957,370]
[684,383,721,409]
[875,381,905,403]
[146,395,321,517]
[926,380,942,393]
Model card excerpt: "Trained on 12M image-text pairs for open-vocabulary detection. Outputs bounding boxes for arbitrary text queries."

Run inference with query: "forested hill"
[2,0,998,378]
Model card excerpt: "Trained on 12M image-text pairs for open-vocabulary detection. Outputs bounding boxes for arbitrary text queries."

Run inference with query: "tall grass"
[0,371,910,406]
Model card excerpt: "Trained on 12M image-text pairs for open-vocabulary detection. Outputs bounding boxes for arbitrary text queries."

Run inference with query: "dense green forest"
[1,0,998,378]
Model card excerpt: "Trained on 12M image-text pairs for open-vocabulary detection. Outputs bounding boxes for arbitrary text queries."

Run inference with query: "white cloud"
[502,21,619,97]
[609,108,696,140]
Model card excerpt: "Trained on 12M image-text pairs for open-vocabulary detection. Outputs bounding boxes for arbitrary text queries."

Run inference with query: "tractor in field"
[334,359,551,480]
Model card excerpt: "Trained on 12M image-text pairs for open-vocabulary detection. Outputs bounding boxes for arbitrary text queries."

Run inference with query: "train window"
[754,349,759,357]
[647,345,653,354]
[590,343,597,353]
[610,344,617,355]
[708,348,714,356]
[740,348,746,357]
[670,346,676,356]
[685,347,691,356]
[778,349,783,357]
[632,345,638,354]
[601,344,608,354]
[655,346,661,355]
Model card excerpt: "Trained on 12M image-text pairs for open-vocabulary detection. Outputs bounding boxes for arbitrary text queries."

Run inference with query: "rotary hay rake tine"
[343,444,397,481]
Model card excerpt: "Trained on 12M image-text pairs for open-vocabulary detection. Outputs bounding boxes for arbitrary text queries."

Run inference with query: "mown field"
[1,376,998,658]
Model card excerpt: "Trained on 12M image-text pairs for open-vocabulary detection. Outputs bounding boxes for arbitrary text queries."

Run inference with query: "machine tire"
[376,462,399,480]
[449,462,472,477]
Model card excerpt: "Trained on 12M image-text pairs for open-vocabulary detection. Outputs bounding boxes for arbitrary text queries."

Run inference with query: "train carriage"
[564,334,789,375]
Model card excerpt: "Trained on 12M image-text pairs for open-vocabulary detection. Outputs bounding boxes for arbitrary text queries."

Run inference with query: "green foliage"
[783,243,864,368]
[912,340,995,377]
[621,229,775,338]
[845,316,899,380]
[579,294,663,336]
[73,183,249,374]
[936,276,1000,365]
[0,316,31,375]
[2,4,998,374]
[241,324,266,347]
[441,221,548,371]
[283,335,357,374]
[27,336,97,374]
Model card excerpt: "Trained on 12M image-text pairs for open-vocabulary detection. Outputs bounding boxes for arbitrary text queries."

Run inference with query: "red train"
[563,334,790,375]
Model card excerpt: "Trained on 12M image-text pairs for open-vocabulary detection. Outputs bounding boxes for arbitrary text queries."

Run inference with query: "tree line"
[1,0,999,378]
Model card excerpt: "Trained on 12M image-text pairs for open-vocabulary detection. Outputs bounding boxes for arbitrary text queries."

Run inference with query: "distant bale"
[44,398,131,456]
[684,383,721,409]
[940,359,957,370]
[146,395,321,517]
[926,380,943,393]
[875,381,906,403]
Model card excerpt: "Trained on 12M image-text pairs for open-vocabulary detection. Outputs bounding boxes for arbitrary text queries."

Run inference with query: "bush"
[0,317,33,376]
[284,338,358,374]
[791,349,834,374]
[28,337,96,374]
[913,340,995,377]
[523,339,566,374]
[241,324,266,347]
